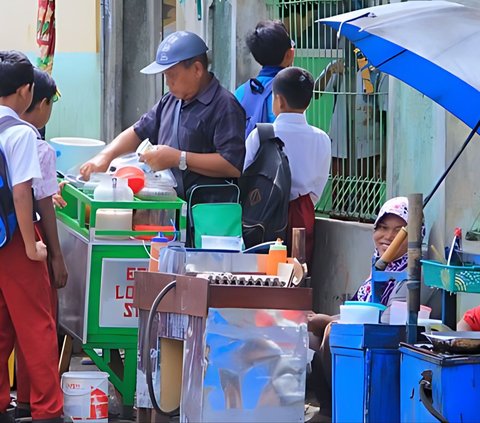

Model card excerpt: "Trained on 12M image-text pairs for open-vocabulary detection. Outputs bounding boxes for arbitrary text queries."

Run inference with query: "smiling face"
[373,213,407,258]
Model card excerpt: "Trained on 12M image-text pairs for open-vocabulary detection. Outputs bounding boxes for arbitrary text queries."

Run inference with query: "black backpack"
[239,123,291,248]
[0,116,27,248]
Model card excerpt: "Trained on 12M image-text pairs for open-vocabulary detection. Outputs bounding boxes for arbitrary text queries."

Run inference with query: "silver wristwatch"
[179,151,187,171]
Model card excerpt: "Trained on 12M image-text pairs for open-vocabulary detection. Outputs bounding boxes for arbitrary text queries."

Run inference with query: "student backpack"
[239,123,291,248]
[240,77,274,138]
[0,116,25,248]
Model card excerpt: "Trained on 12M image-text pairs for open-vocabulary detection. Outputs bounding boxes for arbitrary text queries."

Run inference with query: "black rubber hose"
[144,280,177,415]
[419,379,448,423]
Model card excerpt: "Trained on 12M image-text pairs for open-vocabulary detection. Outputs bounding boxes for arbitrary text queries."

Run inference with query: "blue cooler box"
[330,323,406,422]
[400,344,480,422]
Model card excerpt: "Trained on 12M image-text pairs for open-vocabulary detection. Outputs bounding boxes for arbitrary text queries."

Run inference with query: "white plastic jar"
[93,176,133,239]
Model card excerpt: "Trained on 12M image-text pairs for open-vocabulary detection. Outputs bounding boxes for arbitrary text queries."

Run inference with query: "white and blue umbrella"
[320,0,480,206]
[319,0,480,134]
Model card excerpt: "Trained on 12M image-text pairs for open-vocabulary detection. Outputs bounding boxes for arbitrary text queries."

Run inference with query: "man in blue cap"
[80,31,245,200]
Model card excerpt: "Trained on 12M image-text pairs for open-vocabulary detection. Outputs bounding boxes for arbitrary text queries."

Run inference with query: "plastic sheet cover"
[200,308,308,422]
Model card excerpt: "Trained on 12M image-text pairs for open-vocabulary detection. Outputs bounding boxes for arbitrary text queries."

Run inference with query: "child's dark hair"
[25,68,58,113]
[246,20,292,66]
[0,50,34,97]
[273,67,314,110]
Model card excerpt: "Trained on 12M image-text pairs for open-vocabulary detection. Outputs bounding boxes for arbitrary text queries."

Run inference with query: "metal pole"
[423,119,480,207]
[407,193,422,344]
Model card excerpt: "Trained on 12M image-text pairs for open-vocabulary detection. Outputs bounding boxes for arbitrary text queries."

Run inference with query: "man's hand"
[26,240,48,262]
[79,154,111,181]
[140,145,180,171]
[48,254,68,289]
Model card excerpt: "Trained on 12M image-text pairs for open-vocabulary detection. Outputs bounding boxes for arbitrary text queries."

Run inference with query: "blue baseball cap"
[140,31,209,74]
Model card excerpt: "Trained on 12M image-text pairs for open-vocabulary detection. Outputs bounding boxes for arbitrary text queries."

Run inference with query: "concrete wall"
[444,114,480,316]
[311,218,374,315]
[387,79,446,255]
[234,0,268,87]
[386,78,480,319]
[0,0,101,140]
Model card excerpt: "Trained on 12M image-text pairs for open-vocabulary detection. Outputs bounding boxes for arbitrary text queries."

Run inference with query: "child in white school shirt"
[244,66,331,266]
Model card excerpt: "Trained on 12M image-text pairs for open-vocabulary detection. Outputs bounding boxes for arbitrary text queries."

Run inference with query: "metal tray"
[422,331,480,354]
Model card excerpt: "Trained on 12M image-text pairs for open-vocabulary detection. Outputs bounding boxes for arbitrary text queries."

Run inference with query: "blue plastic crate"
[421,259,480,293]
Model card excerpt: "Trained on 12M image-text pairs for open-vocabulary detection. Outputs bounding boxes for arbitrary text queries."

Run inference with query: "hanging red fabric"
[37,0,56,73]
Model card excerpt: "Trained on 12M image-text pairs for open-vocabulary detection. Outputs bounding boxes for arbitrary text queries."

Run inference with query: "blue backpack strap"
[241,77,275,137]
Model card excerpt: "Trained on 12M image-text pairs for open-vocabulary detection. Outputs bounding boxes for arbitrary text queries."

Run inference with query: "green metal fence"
[267,0,388,222]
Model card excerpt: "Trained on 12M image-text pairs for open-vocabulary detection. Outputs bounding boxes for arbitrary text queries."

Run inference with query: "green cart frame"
[56,183,186,416]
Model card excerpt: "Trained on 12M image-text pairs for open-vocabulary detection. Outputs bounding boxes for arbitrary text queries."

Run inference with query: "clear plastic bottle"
[266,238,288,275]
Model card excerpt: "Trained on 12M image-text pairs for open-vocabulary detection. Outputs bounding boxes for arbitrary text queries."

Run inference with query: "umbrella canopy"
[319,0,480,132]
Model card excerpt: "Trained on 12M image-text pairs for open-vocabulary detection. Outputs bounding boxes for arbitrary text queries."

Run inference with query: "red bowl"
[114,166,145,193]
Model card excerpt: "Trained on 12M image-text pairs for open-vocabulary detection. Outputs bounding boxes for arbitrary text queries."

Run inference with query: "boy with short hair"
[14,67,67,420]
[235,20,295,137]
[244,67,331,266]
[0,51,63,423]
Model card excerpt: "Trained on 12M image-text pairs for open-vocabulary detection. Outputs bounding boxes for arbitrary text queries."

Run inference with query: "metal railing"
[267,0,388,222]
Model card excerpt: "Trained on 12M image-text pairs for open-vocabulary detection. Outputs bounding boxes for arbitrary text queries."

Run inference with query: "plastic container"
[421,259,480,293]
[93,176,133,239]
[81,173,110,195]
[133,224,176,241]
[135,170,177,201]
[417,318,445,332]
[114,166,145,194]
[108,152,149,173]
[49,137,105,175]
[61,371,109,423]
[389,301,432,325]
[132,208,177,236]
[149,233,169,272]
[266,239,288,275]
[339,301,386,324]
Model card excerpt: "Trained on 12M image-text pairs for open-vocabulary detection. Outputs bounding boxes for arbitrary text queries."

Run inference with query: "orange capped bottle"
[149,233,169,272]
[266,238,288,275]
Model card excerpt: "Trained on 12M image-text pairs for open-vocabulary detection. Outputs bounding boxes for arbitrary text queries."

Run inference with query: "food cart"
[56,182,186,415]
[134,266,312,423]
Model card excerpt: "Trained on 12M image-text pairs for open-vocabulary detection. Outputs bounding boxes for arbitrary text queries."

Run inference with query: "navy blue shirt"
[134,74,246,198]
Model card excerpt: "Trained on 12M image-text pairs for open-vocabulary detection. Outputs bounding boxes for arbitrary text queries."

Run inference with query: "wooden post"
[407,193,423,344]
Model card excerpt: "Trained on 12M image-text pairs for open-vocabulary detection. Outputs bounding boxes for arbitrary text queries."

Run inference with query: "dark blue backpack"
[240,77,274,138]
[0,116,26,248]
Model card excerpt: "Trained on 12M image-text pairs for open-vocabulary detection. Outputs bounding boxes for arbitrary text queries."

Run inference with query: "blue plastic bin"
[330,323,405,422]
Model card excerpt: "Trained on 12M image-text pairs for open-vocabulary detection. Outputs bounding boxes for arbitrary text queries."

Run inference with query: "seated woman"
[457,305,480,331]
[307,196,410,419]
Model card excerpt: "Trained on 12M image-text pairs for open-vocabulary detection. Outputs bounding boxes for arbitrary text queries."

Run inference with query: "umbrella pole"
[376,118,480,271]
[423,119,480,207]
